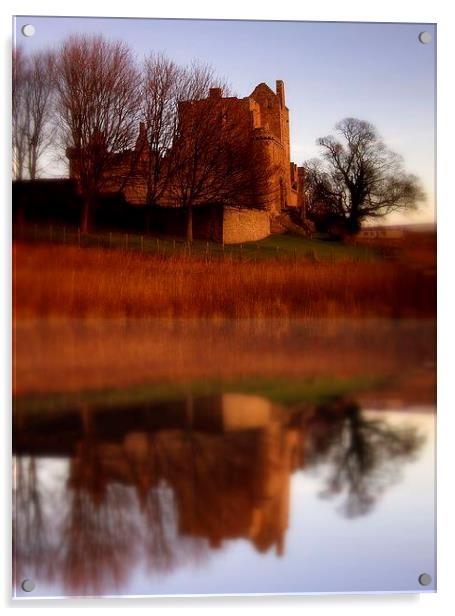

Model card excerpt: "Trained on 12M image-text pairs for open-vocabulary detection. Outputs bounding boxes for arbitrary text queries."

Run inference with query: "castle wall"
[66,79,305,241]
[150,204,224,242]
[222,207,270,244]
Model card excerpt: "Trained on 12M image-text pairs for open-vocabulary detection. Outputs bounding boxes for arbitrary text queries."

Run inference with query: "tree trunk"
[346,215,361,235]
[186,203,193,243]
[29,145,37,180]
[30,154,37,181]
[145,208,152,235]
[348,195,362,234]
[16,203,26,228]
[81,196,91,234]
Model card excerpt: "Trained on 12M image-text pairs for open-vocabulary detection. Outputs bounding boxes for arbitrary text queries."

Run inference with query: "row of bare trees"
[13,35,272,238]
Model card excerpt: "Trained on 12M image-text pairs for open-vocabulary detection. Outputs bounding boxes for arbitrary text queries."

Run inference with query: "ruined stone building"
[67,80,305,243]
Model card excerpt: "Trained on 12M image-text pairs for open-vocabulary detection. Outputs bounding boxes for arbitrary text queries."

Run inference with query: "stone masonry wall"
[222,207,270,244]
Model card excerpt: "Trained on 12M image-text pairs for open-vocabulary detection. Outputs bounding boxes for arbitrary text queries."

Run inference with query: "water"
[12,319,436,597]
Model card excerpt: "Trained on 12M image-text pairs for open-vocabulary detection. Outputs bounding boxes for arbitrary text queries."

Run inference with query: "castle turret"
[135,122,147,151]
[209,87,222,99]
[276,80,285,109]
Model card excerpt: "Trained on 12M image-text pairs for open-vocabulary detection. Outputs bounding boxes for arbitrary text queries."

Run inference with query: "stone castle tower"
[248,80,299,213]
[67,79,304,243]
[177,79,300,216]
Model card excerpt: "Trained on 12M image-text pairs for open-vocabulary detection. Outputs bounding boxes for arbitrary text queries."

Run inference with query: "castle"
[68,80,305,244]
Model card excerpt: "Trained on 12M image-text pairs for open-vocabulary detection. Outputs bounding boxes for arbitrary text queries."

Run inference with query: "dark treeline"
[12,179,225,240]
[12,36,272,241]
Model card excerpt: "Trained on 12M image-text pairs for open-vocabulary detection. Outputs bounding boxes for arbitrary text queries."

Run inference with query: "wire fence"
[13,223,313,263]
[13,223,378,263]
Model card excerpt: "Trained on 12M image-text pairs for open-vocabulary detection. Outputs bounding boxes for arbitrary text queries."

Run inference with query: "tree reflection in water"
[305,400,426,517]
[13,457,58,586]
[61,483,139,594]
[13,395,427,595]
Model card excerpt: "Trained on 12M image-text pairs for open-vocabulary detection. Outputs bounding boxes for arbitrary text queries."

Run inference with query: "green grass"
[14,223,380,262]
[249,234,378,261]
[13,374,387,416]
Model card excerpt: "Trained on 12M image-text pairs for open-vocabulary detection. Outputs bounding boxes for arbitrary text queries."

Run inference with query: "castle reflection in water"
[13,392,425,595]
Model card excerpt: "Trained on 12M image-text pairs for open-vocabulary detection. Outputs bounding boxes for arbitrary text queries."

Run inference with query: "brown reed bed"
[13,242,436,319]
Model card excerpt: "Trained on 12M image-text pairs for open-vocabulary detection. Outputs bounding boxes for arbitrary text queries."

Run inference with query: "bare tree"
[169,72,273,242]
[132,58,228,236]
[55,35,141,233]
[24,51,56,179]
[132,54,181,231]
[12,47,28,180]
[303,118,425,235]
[13,48,56,180]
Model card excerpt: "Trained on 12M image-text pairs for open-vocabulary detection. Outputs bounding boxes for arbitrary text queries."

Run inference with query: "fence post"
[49,225,53,243]
[78,228,81,247]
[34,224,38,241]
[125,233,129,250]
[63,227,66,244]
[141,235,144,252]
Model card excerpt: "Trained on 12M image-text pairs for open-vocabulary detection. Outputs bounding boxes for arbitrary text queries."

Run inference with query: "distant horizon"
[13,16,436,225]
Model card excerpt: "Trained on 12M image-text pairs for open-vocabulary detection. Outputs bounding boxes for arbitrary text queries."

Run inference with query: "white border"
[2,1,454,615]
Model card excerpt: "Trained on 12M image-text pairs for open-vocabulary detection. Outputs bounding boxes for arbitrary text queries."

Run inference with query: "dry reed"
[13,242,435,319]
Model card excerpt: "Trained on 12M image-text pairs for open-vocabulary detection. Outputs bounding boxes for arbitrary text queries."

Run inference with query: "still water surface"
[13,319,436,597]
[13,391,435,597]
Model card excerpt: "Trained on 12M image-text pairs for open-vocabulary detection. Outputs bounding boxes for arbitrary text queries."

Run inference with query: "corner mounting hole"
[418,31,432,44]
[21,24,35,37]
[418,573,432,586]
[21,579,35,592]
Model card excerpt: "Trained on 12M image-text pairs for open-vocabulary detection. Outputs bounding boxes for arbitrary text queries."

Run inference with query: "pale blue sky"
[14,16,436,224]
